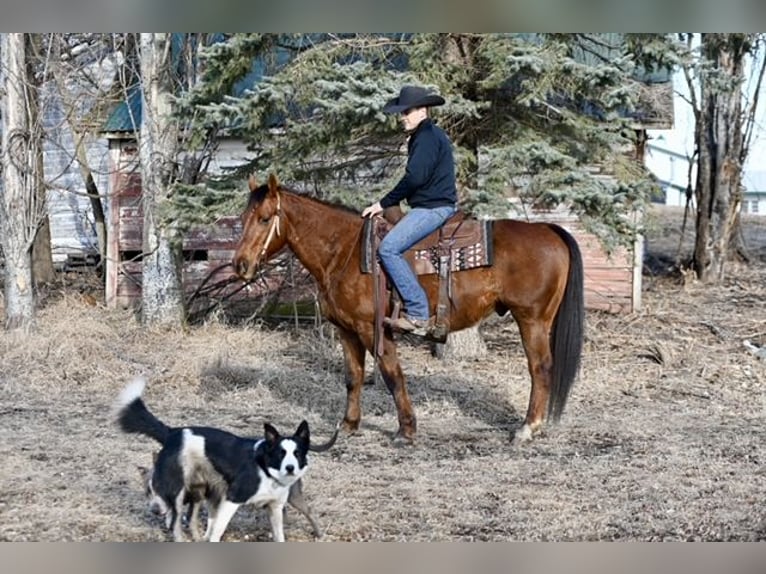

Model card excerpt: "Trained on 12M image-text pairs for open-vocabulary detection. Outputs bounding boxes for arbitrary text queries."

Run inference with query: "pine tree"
[176,34,658,255]
[168,33,668,355]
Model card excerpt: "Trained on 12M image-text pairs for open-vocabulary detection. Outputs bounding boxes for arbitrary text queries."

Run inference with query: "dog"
[115,377,337,542]
[137,455,324,540]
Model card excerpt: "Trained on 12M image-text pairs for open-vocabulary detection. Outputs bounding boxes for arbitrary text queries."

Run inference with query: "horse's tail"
[547,224,585,422]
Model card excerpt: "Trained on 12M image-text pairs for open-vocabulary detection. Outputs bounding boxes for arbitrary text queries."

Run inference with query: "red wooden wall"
[105,171,245,309]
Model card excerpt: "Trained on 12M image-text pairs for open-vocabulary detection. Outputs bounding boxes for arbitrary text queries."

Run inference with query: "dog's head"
[261,420,310,487]
[137,455,169,518]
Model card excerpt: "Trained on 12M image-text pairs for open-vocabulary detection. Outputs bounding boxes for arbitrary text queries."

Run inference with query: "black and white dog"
[136,454,323,540]
[115,377,337,542]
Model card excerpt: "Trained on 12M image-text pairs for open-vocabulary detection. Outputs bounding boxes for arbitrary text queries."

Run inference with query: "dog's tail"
[114,377,170,444]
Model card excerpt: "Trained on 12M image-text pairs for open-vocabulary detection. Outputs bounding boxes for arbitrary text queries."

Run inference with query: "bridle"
[258,191,282,260]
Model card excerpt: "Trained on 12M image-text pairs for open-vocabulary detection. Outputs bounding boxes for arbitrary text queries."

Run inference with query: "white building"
[645,43,766,216]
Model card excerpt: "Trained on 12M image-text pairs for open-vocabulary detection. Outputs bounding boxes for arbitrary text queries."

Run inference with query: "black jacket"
[379,118,457,210]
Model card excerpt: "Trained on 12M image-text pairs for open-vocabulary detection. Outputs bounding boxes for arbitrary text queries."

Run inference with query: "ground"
[1,205,764,542]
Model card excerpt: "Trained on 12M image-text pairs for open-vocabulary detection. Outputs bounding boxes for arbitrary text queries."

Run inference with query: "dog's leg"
[205,500,239,542]
[203,504,216,541]
[288,480,322,538]
[171,490,187,542]
[164,509,173,531]
[202,492,221,540]
[267,502,286,542]
[187,499,203,541]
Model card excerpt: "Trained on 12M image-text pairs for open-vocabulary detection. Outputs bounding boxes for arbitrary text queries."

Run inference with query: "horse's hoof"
[512,424,534,444]
[392,433,414,447]
[342,420,360,435]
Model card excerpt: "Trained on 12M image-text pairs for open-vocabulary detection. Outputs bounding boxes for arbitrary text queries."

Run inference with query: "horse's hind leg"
[337,326,366,434]
[516,318,554,442]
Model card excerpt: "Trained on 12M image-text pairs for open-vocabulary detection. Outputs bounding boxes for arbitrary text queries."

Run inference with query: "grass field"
[1,205,764,541]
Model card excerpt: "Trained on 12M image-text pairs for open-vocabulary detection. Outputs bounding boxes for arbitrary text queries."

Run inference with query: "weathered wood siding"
[42,82,109,267]
[105,173,245,308]
[105,139,249,309]
[568,222,639,314]
[525,207,641,314]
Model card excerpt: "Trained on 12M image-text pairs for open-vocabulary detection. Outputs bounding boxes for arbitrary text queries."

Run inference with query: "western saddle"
[361,208,493,354]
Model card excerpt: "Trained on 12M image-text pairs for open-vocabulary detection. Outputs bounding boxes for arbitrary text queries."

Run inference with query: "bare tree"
[137,33,185,326]
[41,33,136,278]
[0,33,45,330]
[686,33,765,282]
[26,35,55,285]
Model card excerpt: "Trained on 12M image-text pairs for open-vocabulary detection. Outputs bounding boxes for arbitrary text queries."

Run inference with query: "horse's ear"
[248,174,259,192]
[267,173,279,196]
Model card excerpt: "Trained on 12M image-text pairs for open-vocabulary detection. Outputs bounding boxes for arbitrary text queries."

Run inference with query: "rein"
[325,214,383,383]
[328,220,364,291]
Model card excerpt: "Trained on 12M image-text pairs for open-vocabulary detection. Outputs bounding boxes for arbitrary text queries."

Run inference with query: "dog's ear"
[295,420,310,444]
[264,422,280,444]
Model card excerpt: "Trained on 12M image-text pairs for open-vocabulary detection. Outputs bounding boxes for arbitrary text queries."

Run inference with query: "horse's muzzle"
[232,254,255,280]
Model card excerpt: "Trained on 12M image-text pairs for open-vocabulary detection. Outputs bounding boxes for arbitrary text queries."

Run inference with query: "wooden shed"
[525,206,643,314]
[103,138,248,309]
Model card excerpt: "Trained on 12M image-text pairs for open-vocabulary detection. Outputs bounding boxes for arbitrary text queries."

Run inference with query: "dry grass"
[1,205,765,541]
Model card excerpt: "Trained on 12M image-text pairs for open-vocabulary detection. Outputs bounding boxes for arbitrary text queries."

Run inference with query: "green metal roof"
[102,84,141,133]
[101,33,298,134]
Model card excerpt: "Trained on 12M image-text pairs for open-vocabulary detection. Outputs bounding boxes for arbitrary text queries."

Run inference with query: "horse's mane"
[276,184,362,217]
[247,181,364,226]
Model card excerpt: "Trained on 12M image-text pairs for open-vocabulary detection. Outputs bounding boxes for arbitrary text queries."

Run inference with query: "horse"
[232,173,584,445]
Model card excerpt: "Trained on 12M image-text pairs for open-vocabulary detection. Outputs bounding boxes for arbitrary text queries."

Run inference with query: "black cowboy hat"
[382,85,445,114]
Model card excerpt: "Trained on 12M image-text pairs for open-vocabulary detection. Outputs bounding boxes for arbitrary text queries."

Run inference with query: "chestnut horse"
[233,174,584,444]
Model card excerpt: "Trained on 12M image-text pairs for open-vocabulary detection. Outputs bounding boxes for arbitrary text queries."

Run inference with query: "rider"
[362,85,458,336]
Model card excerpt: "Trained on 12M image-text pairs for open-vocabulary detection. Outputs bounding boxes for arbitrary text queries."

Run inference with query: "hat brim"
[382,94,445,114]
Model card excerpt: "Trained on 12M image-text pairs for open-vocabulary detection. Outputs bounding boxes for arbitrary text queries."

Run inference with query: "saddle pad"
[361,216,493,275]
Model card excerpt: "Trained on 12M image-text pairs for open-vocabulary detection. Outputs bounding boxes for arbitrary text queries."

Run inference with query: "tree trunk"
[27,33,55,285]
[1,33,40,331]
[427,36,489,362]
[32,143,55,285]
[138,33,184,326]
[76,142,107,272]
[431,324,487,361]
[32,212,55,284]
[2,250,35,331]
[693,34,747,283]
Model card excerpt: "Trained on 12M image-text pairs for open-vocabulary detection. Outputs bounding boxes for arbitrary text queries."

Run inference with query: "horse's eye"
[260,216,271,225]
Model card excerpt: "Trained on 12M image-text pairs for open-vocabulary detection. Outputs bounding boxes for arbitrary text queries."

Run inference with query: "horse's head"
[232,173,287,280]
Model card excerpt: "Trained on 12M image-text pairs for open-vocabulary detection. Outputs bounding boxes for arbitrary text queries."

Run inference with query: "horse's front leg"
[374,336,417,445]
[336,326,366,434]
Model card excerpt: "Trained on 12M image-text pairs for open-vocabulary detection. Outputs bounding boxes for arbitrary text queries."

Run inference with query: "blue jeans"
[378,205,456,321]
